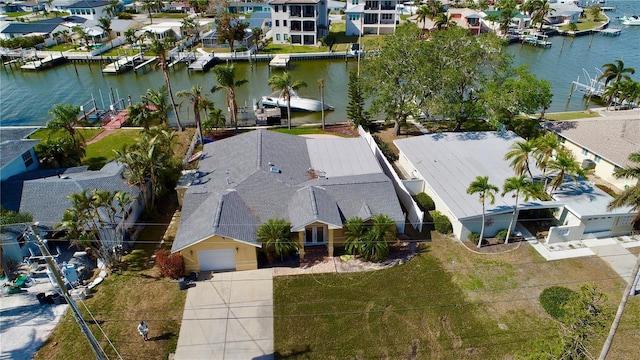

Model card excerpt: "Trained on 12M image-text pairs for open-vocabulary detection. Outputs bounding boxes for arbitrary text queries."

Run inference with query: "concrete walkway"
[173,269,273,360]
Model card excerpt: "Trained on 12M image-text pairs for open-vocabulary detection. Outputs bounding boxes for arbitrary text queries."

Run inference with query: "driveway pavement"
[174,269,273,360]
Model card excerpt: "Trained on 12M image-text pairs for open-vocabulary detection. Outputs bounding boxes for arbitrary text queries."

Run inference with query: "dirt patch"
[372,123,423,156]
[323,124,360,137]
[460,238,525,254]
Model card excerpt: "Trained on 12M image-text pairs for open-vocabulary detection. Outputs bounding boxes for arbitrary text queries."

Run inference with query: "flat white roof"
[552,181,633,217]
[306,137,382,178]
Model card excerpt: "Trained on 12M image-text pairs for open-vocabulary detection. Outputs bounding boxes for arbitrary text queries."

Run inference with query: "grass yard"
[84,129,141,170]
[30,128,104,142]
[544,110,601,121]
[34,269,186,360]
[261,44,330,54]
[46,43,78,51]
[274,236,630,359]
[5,11,30,18]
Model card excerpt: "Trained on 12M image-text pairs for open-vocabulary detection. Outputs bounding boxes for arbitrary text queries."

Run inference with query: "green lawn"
[46,43,78,51]
[29,128,104,142]
[261,44,330,54]
[544,111,601,121]
[155,13,188,19]
[100,47,141,57]
[84,129,141,170]
[5,11,30,18]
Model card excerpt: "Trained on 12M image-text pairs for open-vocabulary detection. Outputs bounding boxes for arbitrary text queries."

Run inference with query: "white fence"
[358,126,424,232]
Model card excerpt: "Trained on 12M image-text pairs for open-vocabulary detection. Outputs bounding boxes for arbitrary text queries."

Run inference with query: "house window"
[93,9,96,14]
[594,155,601,163]
[275,20,279,26]
[352,0,358,4]
[305,226,325,244]
[381,13,393,20]
[22,151,34,167]
[116,32,121,36]
[276,34,281,40]
[619,216,633,226]
[581,148,588,156]
[284,34,288,40]
[283,20,287,26]
[274,5,279,12]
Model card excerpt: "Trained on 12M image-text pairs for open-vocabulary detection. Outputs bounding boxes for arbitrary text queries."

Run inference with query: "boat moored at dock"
[259,88,334,112]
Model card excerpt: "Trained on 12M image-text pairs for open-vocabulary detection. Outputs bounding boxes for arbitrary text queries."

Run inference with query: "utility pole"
[29,223,107,360]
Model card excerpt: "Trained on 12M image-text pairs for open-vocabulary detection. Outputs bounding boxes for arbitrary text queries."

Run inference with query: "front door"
[305,226,325,245]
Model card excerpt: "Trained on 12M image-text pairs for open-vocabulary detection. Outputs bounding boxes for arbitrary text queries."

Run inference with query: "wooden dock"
[102,54,144,74]
[255,107,282,126]
[188,52,216,72]
[20,53,66,70]
[169,52,196,68]
[596,27,622,36]
[269,54,290,69]
[134,56,157,72]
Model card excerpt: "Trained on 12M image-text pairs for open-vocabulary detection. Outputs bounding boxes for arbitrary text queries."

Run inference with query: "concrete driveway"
[174,269,273,360]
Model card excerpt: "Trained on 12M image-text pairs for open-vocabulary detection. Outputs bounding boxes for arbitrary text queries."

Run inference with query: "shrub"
[430,210,452,234]
[155,249,184,279]
[415,192,435,211]
[539,286,576,319]
[495,229,509,242]
[117,12,133,19]
[468,232,480,242]
[372,134,398,162]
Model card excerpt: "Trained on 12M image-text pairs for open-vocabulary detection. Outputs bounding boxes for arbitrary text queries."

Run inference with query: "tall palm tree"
[597,59,635,87]
[434,12,456,30]
[546,149,586,192]
[534,133,561,186]
[211,64,248,132]
[142,86,170,125]
[97,17,112,48]
[505,139,537,178]
[127,100,153,129]
[318,78,326,129]
[607,152,640,224]
[496,0,516,34]
[268,71,307,129]
[147,37,183,131]
[178,85,207,143]
[467,176,499,248]
[416,5,430,32]
[502,175,543,244]
[344,217,367,257]
[532,0,552,31]
[47,103,84,163]
[256,218,298,264]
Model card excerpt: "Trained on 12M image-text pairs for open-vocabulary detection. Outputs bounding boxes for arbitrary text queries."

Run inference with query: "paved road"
[173,269,273,360]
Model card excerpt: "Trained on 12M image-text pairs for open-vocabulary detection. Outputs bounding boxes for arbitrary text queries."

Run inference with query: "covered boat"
[259,88,334,112]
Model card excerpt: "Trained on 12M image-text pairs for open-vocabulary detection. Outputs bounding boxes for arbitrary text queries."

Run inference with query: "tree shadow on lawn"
[84,156,107,170]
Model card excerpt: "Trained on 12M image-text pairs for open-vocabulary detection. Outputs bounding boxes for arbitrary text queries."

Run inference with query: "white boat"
[259,88,334,112]
[620,15,640,25]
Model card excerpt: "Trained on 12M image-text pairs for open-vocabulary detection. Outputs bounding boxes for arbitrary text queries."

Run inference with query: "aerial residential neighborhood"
[1,0,640,359]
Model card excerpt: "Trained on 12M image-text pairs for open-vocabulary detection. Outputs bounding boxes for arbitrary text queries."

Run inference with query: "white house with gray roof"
[543,112,640,192]
[0,128,39,181]
[172,130,405,273]
[394,131,634,244]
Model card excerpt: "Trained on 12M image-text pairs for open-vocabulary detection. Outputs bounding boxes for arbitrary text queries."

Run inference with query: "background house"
[269,0,328,46]
[66,0,110,20]
[543,113,640,192]
[394,131,634,243]
[172,130,405,273]
[345,0,399,36]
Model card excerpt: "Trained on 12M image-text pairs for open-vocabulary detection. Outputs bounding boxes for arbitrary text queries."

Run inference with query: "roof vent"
[226,177,231,185]
[318,175,327,179]
[270,166,281,173]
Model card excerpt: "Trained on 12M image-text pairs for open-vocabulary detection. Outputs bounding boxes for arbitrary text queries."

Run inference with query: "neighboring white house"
[269,0,329,46]
[547,1,582,25]
[543,112,640,192]
[66,0,110,21]
[345,0,399,36]
[394,131,635,243]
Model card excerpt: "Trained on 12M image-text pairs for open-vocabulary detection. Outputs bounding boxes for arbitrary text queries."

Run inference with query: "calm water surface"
[1,0,638,127]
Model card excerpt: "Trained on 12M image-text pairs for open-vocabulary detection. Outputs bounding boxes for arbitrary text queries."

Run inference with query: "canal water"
[1,0,638,127]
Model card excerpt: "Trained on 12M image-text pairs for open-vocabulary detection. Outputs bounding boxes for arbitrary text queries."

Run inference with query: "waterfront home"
[227,1,271,14]
[481,9,532,33]
[543,113,640,192]
[65,0,110,21]
[345,0,400,36]
[548,1,582,25]
[394,131,634,243]
[172,130,404,272]
[268,0,329,46]
[448,8,484,35]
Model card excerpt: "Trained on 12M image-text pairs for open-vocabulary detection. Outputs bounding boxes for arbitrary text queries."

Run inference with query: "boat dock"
[188,51,216,72]
[568,69,606,99]
[20,53,66,70]
[102,54,144,74]
[169,52,196,68]
[255,107,282,125]
[596,27,622,36]
[134,56,157,72]
[269,54,290,69]
[521,34,552,48]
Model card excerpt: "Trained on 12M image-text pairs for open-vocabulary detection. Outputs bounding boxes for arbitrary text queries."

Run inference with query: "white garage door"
[198,249,236,271]
[583,217,614,234]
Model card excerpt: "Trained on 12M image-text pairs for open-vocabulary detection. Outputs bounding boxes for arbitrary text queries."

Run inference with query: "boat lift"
[568,68,606,99]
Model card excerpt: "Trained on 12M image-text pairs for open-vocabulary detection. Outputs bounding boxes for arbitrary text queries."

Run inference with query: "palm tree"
[97,17,112,48]
[202,108,226,133]
[416,5,430,32]
[181,16,199,44]
[607,152,640,224]
[344,217,367,257]
[127,100,153,129]
[467,176,499,248]
[546,149,586,192]
[597,59,636,87]
[318,78,326,129]
[532,0,552,31]
[434,13,456,30]
[504,139,537,178]
[502,175,543,244]
[72,25,89,47]
[142,87,170,125]
[178,85,207,143]
[534,133,561,187]
[256,218,298,264]
[211,64,248,132]
[361,214,395,261]
[142,0,156,24]
[47,103,84,163]
[147,37,183,131]
[268,71,307,129]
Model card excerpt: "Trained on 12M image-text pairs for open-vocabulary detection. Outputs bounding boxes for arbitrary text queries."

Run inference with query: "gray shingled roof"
[0,162,140,230]
[0,138,39,169]
[172,130,404,252]
[66,0,109,8]
[543,114,640,168]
